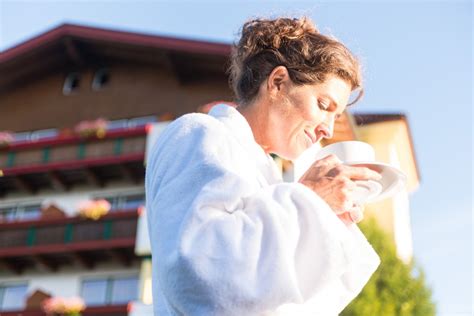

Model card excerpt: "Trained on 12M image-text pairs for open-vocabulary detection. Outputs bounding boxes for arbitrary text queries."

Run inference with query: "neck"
[237,100,272,154]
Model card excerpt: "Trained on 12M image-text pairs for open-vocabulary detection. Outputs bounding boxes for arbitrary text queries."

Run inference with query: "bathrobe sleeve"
[145,115,380,316]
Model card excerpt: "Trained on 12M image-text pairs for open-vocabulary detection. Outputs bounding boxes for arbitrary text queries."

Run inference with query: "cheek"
[303,105,323,123]
[289,123,312,150]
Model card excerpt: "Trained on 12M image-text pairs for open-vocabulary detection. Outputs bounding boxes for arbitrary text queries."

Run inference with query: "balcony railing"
[0,126,147,170]
[0,303,129,316]
[0,209,139,273]
[0,126,148,196]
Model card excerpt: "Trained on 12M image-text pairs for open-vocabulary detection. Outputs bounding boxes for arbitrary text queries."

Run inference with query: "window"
[128,116,157,128]
[81,279,108,306]
[106,119,128,131]
[0,208,15,222]
[18,205,42,221]
[29,128,58,141]
[110,277,139,304]
[81,276,138,306]
[105,116,157,132]
[0,203,42,223]
[13,132,30,143]
[92,68,110,90]
[10,129,58,143]
[63,72,81,95]
[0,283,28,311]
[95,192,145,212]
[121,194,146,210]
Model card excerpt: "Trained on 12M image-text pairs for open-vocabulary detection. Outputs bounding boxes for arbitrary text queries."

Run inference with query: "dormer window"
[92,68,110,90]
[63,72,81,95]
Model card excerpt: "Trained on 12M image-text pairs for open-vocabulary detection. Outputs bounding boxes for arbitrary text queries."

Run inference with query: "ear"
[266,66,291,96]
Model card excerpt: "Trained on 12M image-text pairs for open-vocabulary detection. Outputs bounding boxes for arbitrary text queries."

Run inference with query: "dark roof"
[0,23,232,93]
[353,112,420,181]
[352,113,406,125]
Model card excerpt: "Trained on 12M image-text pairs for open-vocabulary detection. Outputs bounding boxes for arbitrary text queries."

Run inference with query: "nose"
[315,113,336,140]
[315,123,333,140]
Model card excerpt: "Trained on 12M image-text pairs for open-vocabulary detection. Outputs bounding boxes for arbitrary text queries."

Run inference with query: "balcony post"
[27,227,36,246]
[103,220,112,240]
[114,138,123,156]
[65,223,73,243]
[7,152,15,167]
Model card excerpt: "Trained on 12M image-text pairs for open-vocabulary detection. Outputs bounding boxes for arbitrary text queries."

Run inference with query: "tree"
[341,218,436,316]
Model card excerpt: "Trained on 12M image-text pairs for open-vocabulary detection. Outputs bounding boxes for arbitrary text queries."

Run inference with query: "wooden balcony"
[0,126,148,197]
[0,209,139,274]
[0,304,129,316]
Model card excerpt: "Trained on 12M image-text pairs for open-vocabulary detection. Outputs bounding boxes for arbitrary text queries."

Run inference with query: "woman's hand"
[298,154,382,225]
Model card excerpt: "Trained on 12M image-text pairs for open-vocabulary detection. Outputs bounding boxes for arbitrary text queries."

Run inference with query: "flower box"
[0,131,15,147]
[74,118,109,139]
[42,296,85,316]
[77,199,111,220]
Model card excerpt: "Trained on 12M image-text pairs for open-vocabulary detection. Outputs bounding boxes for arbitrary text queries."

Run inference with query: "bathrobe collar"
[208,104,283,185]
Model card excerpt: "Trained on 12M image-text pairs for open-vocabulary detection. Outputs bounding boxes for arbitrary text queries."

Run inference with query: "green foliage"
[340,218,436,316]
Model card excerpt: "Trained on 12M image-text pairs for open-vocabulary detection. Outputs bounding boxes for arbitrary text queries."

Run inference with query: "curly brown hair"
[229,17,363,106]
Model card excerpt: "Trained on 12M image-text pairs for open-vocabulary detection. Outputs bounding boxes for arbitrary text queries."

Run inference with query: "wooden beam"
[48,171,68,191]
[34,254,59,272]
[168,54,191,84]
[118,164,138,184]
[12,175,36,194]
[163,52,181,83]
[108,248,132,267]
[1,258,25,274]
[73,252,95,269]
[63,37,85,66]
[84,167,104,187]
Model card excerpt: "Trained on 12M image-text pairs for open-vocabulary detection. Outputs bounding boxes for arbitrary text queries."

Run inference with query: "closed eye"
[318,100,330,111]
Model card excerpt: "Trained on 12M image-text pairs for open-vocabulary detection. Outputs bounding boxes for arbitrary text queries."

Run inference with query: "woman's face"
[268,74,352,160]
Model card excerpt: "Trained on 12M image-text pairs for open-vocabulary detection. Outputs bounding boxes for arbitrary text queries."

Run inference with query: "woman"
[146,17,381,315]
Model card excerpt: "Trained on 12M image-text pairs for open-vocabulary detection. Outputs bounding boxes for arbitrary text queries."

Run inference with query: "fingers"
[349,206,364,223]
[337,205,364,226]
[298,154,342,182]
[316,154,342,166]
[311,154,343,176]
[300,155,377,220]
[337,165,381,181]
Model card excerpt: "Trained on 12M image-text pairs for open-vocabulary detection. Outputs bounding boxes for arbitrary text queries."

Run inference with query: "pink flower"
[43,296,66,314]
[74,118,109,138]
[0,131,14,145]
[42,296,85,316]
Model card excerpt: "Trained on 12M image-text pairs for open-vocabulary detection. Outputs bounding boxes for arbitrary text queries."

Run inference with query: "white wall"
[389,144,413,263]
[0,263,140,299]
[135,208,151,256]
[145,122,170,166]
[392,187,414,263]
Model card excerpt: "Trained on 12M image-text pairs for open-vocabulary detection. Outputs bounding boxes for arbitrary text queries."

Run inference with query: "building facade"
[0,24,419,315]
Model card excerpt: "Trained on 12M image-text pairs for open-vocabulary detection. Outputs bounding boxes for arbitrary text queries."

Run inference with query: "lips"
[304,130,317,144]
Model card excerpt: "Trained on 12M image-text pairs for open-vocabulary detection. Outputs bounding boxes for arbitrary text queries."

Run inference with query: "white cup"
[294,141,375,180]
[313,140,375,163]
[293,141,382,204]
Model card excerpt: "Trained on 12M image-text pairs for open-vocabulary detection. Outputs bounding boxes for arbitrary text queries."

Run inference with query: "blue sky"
[0,0,472,314]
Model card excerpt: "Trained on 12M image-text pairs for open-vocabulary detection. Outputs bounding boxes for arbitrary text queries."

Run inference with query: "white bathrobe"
[145,104,380,316]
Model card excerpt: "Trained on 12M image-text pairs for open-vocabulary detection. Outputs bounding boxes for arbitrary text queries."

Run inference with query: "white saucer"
[344,161,407,203]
